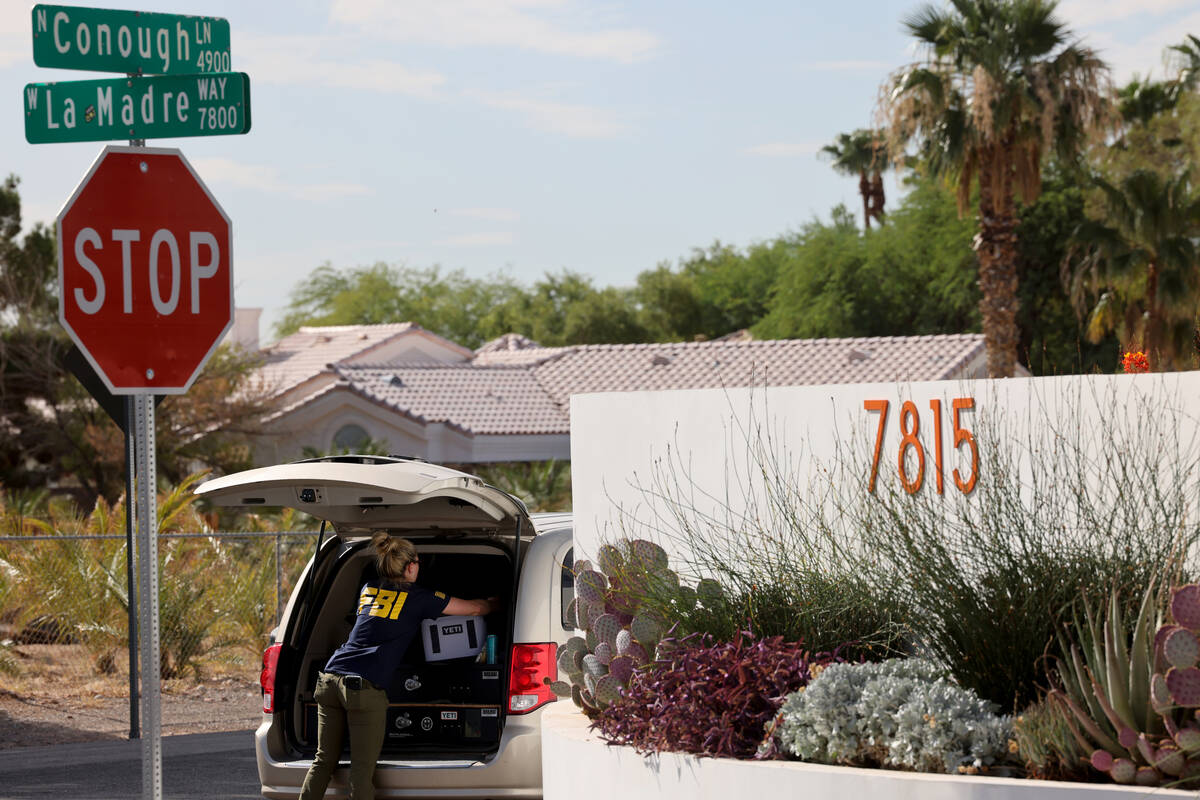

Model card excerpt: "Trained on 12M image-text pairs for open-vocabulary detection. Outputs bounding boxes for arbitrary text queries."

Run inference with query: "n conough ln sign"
[57,145,233,394]
[31,4,231,75]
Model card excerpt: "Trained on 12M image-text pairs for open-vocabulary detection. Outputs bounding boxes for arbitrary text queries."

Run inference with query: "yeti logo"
[441,623,464,636]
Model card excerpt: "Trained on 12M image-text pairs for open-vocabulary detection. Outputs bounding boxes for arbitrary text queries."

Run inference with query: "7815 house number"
[863,397,979,495]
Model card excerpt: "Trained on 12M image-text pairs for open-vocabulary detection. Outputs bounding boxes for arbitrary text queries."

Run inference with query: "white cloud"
[190,157,372,202]
[742,142,823,158]
[435,232,516,246]
[447,207,521,222]
[0,13,25,36]
[467,89,627,138]
[237,34,446,96]
[0,46,23,68]
[330,0,659,64]
[1081,12,1200,83]
[1058,0,1195,28]
[0,27,23,67]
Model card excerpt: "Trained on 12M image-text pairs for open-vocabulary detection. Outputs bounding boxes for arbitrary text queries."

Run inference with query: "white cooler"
[421,615,486,661]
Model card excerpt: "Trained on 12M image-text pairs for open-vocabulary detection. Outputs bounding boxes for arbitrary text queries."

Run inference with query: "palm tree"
[1169,34,1200,93]
[820,129,890,230]
[1066,169,1200,370]
[880,0,1112,377]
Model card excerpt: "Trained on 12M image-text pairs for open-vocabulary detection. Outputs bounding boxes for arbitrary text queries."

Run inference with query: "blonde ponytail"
[372,532,417,583]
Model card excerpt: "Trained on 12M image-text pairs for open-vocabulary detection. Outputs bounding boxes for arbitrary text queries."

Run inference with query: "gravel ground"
[0,677,262,749]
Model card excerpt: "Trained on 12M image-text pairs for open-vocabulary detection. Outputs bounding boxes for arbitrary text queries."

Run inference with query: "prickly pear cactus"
[560,537,725,716]
[1159,585,1200,710]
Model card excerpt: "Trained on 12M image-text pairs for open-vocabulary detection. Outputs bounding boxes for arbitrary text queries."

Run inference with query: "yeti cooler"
[421,615,486,662]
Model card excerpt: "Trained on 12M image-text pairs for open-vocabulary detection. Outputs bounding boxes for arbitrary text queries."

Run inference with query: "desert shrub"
[771,658,1013,774]
[592,631,839,758]
[841,379,1200,710]
[0,552,19,675]
[1013,697,1090,781]
[612,407,909,659]
[6,533,128,674]
[469,460,571,512]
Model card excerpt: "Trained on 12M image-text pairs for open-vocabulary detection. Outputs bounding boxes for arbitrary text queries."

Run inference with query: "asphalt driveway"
[0,731,260,799]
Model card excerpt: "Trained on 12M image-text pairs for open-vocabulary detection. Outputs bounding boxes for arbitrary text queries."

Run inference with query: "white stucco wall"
[569,372,1200,565]
[541,704,1193,800]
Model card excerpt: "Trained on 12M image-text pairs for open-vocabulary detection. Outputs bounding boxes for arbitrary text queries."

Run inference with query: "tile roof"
[335,363,570,435]
[307,331,988,436]
[257,323,470,396]
[522,334,986,406]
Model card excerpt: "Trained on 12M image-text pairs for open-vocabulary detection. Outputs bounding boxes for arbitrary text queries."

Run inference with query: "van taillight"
[261,643,282,713]
[508,642,557,714]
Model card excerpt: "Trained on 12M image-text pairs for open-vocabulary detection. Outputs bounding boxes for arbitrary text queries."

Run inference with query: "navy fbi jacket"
[324,579,451,690]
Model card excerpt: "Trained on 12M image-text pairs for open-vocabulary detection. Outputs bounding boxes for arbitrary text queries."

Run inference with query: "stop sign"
[58,145,233,394]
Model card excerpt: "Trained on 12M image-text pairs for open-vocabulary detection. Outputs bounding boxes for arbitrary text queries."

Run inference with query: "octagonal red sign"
[58,146,233,394]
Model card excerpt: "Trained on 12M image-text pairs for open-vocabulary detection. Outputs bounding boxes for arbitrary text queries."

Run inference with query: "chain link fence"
[0,530,318,721]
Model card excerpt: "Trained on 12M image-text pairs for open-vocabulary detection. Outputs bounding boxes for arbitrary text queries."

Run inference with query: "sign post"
[135,395,160,799]
[31,7,244,796]
[56,148,233,799]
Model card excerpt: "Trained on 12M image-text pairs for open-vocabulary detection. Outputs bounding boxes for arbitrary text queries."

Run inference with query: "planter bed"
[540,704,1194,800]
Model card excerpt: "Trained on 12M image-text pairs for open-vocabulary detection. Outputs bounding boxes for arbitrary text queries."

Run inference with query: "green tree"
[820,129,890,229]
[0,174,73,492]
[755,178,981,340]
[881,0,1113,377]
[275,262,526,348]
[1014,163,1117,374]
[634,242,782,342]
[1066,169,1200,369]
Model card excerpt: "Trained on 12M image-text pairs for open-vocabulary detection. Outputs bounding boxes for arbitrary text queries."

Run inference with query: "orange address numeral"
[865,396,978,496]
[864,399,889,493]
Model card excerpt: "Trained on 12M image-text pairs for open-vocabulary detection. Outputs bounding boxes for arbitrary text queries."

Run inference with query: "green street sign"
[24,72,251,143]
[31,5,231,75]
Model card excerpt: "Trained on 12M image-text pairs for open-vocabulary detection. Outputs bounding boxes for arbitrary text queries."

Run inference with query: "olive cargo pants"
[299,672,389,800]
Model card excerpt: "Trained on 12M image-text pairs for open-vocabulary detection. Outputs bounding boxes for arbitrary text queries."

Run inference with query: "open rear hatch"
[195,456,533,760]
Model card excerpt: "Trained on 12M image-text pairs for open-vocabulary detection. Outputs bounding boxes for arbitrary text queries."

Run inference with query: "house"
[250,323,1015,466]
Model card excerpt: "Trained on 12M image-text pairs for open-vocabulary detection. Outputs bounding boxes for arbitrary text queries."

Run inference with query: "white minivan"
[195,455,577,799]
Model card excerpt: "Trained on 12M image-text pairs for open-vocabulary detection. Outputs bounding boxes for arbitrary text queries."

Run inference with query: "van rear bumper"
[256,712,545,799]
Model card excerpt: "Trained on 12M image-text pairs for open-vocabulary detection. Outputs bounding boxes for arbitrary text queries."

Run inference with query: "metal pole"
[135,394,162,800]
[124,396,139,739]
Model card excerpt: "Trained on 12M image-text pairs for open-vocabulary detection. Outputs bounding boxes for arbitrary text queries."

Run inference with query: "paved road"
[0,731,261,799]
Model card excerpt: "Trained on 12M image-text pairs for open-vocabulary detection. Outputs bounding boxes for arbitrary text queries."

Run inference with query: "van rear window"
[561,548,574,630]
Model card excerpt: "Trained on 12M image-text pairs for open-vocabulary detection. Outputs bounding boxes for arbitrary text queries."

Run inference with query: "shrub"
[842,379,1200,710]
[592,631,838,758]
[1013,697,1089,781]
[612,404,909,659]
[771,658,1013,774]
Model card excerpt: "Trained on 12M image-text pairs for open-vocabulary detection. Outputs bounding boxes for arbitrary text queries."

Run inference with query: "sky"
[1,0,1197,344]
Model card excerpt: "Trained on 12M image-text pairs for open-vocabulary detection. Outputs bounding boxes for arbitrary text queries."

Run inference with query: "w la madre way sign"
[58,146,233,394]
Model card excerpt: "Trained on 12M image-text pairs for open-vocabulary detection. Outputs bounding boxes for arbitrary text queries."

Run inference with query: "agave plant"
[1049,581,1200,786]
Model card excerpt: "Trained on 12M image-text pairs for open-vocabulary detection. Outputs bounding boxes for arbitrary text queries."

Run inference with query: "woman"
[299,532,498,800]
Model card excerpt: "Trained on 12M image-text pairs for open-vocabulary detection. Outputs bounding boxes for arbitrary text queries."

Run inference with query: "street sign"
[57,145,233,394]
[24,71,250,143]
[31,5,231,75]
